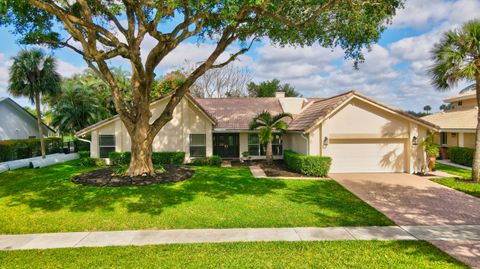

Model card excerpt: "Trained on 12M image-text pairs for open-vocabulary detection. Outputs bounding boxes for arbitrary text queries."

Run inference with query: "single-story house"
[76,90,437,173]
[0,97,55,140]
[422,85,476,158]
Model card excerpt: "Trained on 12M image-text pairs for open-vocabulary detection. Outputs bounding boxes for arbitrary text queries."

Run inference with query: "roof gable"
[288,91,438,132]
[0,97,55,133]
[75,94,216,136]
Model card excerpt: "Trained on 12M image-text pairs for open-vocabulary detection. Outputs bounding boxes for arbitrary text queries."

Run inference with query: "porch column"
[458,132,464,147]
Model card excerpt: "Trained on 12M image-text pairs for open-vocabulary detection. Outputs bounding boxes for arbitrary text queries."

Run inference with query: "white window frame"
[99,134,116,158]
[440,132,448,146]
[189,134,206,157]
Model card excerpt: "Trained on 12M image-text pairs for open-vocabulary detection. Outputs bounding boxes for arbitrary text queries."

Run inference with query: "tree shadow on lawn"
[285,182,394,226]
[0,165,287,215]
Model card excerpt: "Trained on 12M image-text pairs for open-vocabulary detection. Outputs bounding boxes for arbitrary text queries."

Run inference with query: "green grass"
[0,160,393,234]
[436,163,472,179]
[432,163,480,198]
[0,241,466,269]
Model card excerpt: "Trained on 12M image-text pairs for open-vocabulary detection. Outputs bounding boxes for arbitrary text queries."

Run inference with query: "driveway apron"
[331,173,480,268]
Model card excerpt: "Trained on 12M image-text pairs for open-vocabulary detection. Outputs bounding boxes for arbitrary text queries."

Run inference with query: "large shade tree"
[429,19,480,181]
[8,48,61,158]
[1,0,403,176]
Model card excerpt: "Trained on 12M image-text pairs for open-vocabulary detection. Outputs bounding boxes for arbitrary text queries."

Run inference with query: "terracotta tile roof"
[288,91,355,131]
[195,98,284,129]
[422,108,477,130]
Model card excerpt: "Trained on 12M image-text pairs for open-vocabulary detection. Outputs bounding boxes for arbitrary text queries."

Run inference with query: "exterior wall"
[319,98,427,173]
[450,98,476,111]
[90,97,213,161]
[0,101,49,140]
[278,98,306,114]
[283,132,308,155]
[464,133,475,148]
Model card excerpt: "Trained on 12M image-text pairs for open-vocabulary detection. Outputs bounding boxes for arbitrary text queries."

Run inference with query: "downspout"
[301,133,309,155]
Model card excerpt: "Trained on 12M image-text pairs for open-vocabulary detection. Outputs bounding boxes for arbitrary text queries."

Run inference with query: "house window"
[458,101,463,106]
[190,134,206,157]
[440,132,448,146]
[99,134,115,158]
[248,133,283,156]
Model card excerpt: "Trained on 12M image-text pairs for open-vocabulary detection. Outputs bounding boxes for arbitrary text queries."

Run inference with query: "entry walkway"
[1,225,480,251]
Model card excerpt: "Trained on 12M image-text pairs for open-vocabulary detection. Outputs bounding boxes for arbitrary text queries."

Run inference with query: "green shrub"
[79,157,105,167]
[191,155,222,166]
[283,150,331,177]
[78,151,90,158]
[109,152,185,166]
[0,137,62,162]
[152,152,185,165]
[109,152,131,166]
[448,147,474,167]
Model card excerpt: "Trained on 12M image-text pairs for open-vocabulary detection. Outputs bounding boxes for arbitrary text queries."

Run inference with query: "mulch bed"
[231,160,308,178]
[71,166,195,187]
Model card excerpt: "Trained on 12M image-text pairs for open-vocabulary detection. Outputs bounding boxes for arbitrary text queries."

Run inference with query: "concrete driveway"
[330,173,480,268]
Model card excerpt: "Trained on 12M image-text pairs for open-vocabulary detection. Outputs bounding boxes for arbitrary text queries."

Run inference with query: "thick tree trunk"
[35,93,46,159]
[473,76,480,181]
[266,140,273,164]
[128,136,154,177]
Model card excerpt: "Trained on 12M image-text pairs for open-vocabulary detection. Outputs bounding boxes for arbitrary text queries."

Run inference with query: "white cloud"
[56,59,86,78]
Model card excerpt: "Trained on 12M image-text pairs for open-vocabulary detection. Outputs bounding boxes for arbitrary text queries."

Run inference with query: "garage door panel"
[326,141,406,173]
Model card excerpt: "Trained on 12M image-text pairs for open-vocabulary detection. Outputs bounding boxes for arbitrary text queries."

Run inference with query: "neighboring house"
[0,97,54,140]
[422,85,476,158]
[76,90,437,173]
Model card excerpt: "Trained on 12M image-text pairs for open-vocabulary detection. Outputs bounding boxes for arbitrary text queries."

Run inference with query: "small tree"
[421,132,439,172]
[429,19,480,181]
[51,82,110,135]
[423,105,432,114]
[439,104,451,111]
[8,49,61,158]
[249,111,292,164]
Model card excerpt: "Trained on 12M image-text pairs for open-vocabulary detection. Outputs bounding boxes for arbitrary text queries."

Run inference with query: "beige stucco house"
[77,90,437,174]
[422,85,477,158]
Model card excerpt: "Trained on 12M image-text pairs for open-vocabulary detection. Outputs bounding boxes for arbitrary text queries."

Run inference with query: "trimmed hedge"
[0,137,63,162]
[448,147,474,167]
[284,150,331,177]
[109,152,185,166]
[191,155,222,166]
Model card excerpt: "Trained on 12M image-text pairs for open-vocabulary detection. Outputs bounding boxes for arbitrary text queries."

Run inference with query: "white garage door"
[327,141,406,173]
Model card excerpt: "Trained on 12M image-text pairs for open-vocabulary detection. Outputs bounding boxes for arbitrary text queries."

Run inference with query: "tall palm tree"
[8,49,61,158]
[249,111,292,164]
[429,19,480,181]
[51,82,111,135]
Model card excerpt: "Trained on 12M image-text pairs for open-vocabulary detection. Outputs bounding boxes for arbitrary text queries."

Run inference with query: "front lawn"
[0,161,393,234]
[432,163,480,198]
[0,241,466,269]
[436,163,471,179]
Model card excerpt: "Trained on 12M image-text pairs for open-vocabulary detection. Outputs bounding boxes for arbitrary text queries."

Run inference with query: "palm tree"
[249,111,292,164]
[429,19,480,181]
[8,49,61,158]
[51,82,111,135]
[423,105,432,114]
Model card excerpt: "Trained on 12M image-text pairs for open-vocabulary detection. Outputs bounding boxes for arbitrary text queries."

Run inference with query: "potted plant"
[421,133,440,172]
[241,151,251,164]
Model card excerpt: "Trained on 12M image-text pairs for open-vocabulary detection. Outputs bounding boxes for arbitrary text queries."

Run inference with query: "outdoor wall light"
[412,136,418,146]
[323,137,329,146]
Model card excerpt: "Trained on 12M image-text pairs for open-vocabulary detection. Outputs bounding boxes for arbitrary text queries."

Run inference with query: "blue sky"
[0,0,479,112]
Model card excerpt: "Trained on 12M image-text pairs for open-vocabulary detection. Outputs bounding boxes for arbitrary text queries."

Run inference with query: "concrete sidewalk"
[437,159,472,170]
[1,225,480,251]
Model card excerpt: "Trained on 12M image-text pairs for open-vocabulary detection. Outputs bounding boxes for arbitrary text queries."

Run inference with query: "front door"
[213,133,239,158]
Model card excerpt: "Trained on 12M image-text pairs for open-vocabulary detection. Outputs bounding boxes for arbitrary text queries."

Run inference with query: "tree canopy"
[248,79,301,97]
[0,0,404,175]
